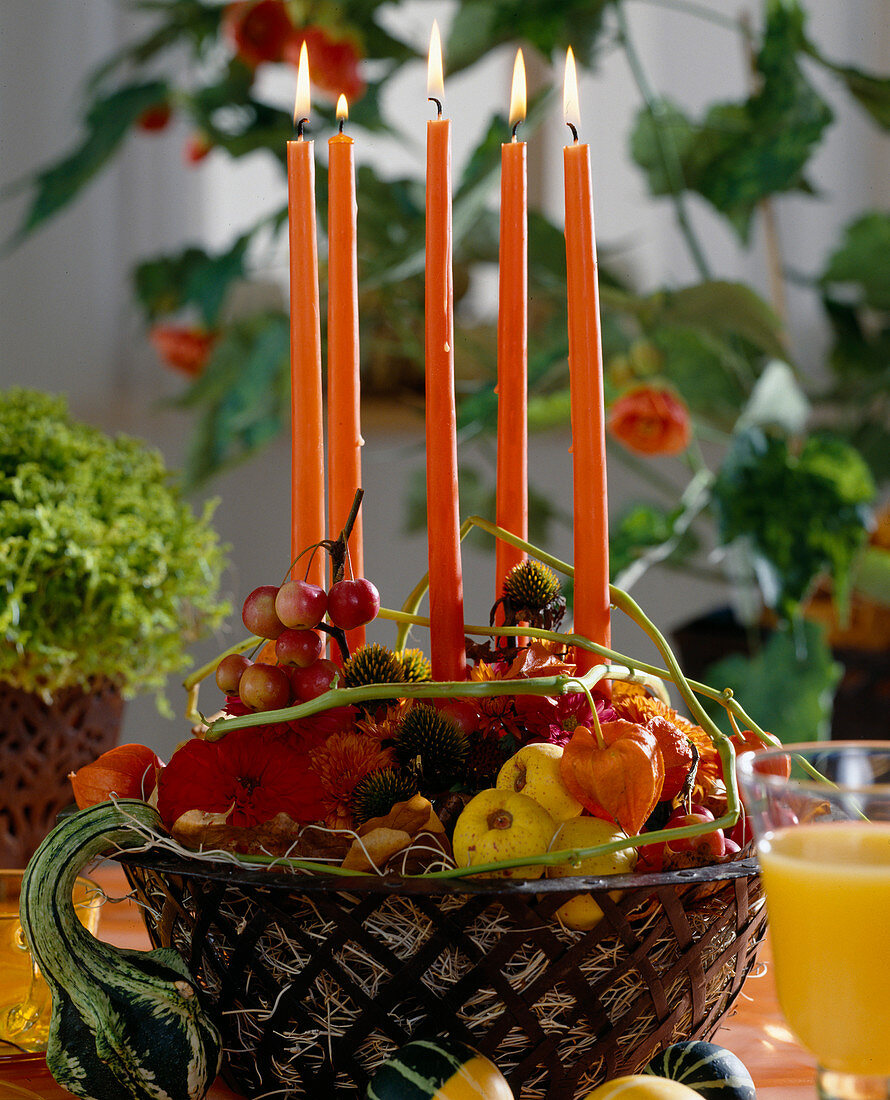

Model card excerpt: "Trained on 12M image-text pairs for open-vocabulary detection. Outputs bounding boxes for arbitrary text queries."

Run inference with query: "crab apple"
[289,657,338,701]
[242,585,286,639]
[238,662,292,712]
[275,579,327,629]
[215,653,252,694]
[665,812,726,860]
[434,698,483,738]
[275,628,324,668]
[327,578,380,631]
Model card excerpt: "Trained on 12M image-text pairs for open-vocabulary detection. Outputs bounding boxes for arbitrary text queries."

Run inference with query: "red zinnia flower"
[608,385,691,456]
[156,727,327,829]
[223,0,293,67]
[149,324,216,376]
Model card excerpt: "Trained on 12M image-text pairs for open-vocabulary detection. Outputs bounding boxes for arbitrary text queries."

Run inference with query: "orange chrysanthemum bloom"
[468,661,512,717]
[310,732,393,829]
[611,691,721,795]
[354,700,410,743]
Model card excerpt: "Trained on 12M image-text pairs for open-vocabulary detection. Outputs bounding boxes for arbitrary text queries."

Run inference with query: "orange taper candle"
[287,42,325,587]
[563,47,610,671]
[328,95,365,649]
[425,22,466,681]
[495,49,528,608]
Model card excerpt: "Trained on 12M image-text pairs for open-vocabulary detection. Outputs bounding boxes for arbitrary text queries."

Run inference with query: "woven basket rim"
[115,848,758,897]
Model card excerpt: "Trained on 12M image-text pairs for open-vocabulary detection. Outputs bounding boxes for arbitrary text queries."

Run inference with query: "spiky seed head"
[351,767,419,824]
[502,559,562,611]
[399,648,433,683]
[343,643,407,690]
[394,704,469,789]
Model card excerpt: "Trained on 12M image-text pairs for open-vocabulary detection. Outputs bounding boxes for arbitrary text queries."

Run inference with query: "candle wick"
[296,117,309,140]
[566,121,579,144]
[338,117,345,135]
[511,118,523,141]
[428,96,443,120]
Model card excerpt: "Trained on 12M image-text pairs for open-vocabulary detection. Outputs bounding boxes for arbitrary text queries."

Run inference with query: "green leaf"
[821,212,890,311]
[174,313,290,487]
[609,501,694,581]
[852,547,890,608]
[702,621,841,744]
[646,281,786,359]
[713,429,874,616]
[8,81,168,243]
[650,326,751,428]
[446,0,612,75]
[630,1,832,239]
[133,235,251,324]
[805,41,890,130]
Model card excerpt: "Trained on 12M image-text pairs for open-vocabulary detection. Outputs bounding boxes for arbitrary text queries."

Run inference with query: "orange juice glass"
[0,870,102,1054]
[738,742,890,1100]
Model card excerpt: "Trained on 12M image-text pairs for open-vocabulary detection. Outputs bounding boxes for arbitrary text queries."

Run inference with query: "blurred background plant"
[6,0,890,742]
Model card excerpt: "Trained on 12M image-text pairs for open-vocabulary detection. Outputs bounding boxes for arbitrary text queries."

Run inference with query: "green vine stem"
[186,516,781,875]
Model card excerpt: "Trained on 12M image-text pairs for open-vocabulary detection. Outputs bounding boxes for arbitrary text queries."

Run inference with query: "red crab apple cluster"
[636,805,743,873]
[214,576,380,713]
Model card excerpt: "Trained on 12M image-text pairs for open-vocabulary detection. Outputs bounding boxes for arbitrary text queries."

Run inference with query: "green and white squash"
[367,1035,514,1099]
[645,1041,756,1100]
[19,800,221,1100]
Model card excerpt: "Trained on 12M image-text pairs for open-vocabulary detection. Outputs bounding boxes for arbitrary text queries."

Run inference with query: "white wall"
[1,1,887,758]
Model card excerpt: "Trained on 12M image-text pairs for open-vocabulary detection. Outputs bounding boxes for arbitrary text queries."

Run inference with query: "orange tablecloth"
[3,866,817,1099]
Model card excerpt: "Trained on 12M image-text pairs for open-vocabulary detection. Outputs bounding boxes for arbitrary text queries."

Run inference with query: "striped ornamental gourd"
[19,800,221,1100]
[645,1041,757,1100]
[367,1036,514,1099]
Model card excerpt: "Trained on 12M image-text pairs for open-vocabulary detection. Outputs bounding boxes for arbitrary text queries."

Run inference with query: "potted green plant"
[0,389,229,866]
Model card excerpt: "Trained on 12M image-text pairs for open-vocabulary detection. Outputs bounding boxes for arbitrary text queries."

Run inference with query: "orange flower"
[354,701,409,742]
[284,26,365,102]
[608,385,691,456]
[149,325,216,377]
[310,732,393,828]
[468,660,512,717]
[222,0,293,66]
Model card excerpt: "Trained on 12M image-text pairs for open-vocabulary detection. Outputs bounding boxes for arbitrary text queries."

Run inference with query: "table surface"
[3,865,817,1099]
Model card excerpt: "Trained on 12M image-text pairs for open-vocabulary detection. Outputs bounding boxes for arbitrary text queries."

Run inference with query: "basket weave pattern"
[0,680,123,867]
[123,854,765,1099]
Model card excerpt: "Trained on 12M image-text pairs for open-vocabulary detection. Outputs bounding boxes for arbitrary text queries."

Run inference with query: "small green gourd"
[645,1041,757,1099]
[19,800,221,1100]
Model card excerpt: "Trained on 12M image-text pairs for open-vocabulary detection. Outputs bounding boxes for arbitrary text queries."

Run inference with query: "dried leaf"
[172,809,303,856]
[342,827,412,872]
[504,640,574,680]
[560,721,664,836]
[341,795,449,873]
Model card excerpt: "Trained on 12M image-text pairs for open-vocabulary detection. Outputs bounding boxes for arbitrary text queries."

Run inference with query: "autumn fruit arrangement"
[41,516,774,1100]
[70,527,768,886]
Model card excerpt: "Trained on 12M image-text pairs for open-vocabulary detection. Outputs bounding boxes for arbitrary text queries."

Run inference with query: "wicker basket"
[121,850,765,1099]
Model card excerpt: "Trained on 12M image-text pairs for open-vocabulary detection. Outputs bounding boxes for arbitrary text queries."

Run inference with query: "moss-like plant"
[0,389,229,706]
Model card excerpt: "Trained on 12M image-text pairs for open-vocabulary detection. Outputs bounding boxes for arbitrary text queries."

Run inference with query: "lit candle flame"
[509,49,527,131]
[563,46,580,138]
[428,20,444,105]
[294,41,311,129]
[337,94,348,122]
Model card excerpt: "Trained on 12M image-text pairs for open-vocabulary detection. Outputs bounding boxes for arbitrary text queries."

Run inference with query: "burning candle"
[563,47,610,670]
[425,21,466,682]
[495,49,528,609]
[287,42,326,587]
[327,94,365,649]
